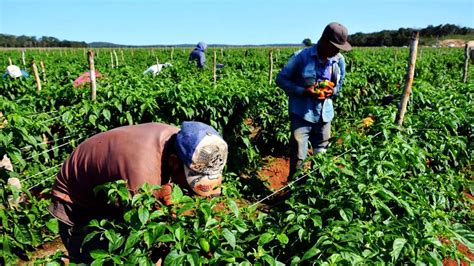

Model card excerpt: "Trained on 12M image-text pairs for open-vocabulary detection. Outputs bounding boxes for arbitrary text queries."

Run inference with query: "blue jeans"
[289,114,331,178]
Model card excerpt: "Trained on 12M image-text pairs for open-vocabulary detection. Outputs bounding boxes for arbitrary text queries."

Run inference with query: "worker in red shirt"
[47,121,228,263]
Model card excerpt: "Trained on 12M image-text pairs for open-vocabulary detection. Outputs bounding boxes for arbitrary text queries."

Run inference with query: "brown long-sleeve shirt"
[48,123,179,226]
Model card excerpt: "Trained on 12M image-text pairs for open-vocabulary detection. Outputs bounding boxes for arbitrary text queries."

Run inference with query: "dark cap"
[321,22,352,51]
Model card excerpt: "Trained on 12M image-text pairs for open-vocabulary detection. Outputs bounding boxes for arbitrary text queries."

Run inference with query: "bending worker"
[47,121,228,263]
[188,42,207,68]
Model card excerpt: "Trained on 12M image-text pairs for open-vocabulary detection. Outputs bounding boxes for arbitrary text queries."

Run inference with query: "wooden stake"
[268,50,273,85]
[395,31,419,127]
[32,61,42,91]
[113,50,119,67]
[22,50,26,66]
[220,48,224,57]
[40,60,46,82]
[88,51,97,101]
[213,50,217,85]
[462,43,470,83]
[110,51,114,68]
[120,50,125,63]
[170,47,174,61]
[8,58,12,66]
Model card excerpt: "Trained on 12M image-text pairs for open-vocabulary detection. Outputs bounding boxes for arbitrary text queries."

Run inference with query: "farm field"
[0,46,473,265]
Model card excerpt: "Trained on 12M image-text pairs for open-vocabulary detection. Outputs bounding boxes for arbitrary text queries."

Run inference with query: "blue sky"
[1,0,473,45]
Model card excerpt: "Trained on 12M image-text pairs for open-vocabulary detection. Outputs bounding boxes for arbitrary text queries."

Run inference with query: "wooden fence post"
[40,60,46,82]
[395,31,419,127]
[110,51,114,69]
[268,50,273,85]
[32,61,42,91]
[88,51,97,101]
[213,50,217,85]
[463,43,470,83]
[113,50,119,67]
[22,50,26,66]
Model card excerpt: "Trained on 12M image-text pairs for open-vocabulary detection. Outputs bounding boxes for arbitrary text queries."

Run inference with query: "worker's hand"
[157,183,173,206]
[303,85,317,97]
[324,87,334,97]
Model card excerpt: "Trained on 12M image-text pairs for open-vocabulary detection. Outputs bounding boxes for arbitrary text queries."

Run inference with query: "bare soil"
[257,156,290,190]
[18,237,68,265]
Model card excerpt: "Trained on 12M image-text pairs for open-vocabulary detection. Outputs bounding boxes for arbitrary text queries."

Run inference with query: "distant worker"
[48,121,228,263]
[73,70,102,88]
[143,62,173,76]
[276,22,352,179]
[189,42,207,68]
[2,65,29,79]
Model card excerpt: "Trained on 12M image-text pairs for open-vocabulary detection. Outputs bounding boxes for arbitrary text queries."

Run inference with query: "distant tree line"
[0,34,87,48]
[348,24,473,47]
[1,24,472,48]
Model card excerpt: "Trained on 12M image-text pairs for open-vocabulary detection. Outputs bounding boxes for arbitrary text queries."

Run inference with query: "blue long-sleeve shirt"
[189,42,207,68]
[276,44,346,123]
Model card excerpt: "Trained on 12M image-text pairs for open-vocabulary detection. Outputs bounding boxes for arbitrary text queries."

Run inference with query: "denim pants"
[289,114,331,178]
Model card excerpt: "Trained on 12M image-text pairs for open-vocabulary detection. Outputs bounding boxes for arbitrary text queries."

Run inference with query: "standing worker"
[47,121,228,263]
[188,42,207,68]
[276,22,352,179]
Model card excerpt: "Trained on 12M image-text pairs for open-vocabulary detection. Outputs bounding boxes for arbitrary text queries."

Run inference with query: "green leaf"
[258,232,274,246]
[157,234,174,242]
[222,228,236,249]
[171,185,183,203]
[88,114,97,126]
[233,219,248,233]
[45,219,59,234]
[138,206,149,225]
[206,218,218,228]
[390,238,407,263]
[144,231,153,249]
[124,231,141,252]
[126,112,133,125]
[175,227,184,242]
[339,208,353,222]
[14,224,30,244]
[277,233,289,245]
[164,250,184,266]
[187,252,200,266]
[90,249,109,259]
[102,109,111,121]
[301,244,321,261]
[228,200,239,217]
